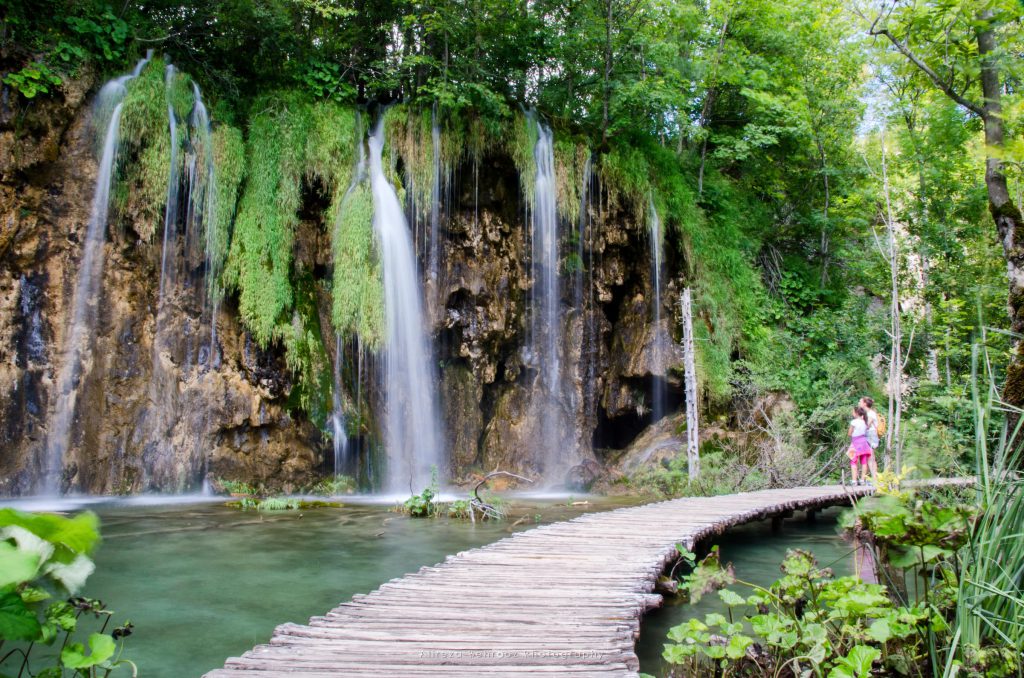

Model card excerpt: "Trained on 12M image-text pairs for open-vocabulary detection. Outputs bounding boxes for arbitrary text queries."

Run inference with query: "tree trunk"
[681,288,700,479]
[878,131,904,470]
[976,17,1024,415]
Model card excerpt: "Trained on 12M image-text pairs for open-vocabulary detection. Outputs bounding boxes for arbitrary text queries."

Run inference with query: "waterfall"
[576,155,598,452]
[144,67,222,491]
[330,335,350,478]
[649,198,667,421]
[528,116,573,477]
[157,65,180,304]
[368,116,443,493]
[189,81,219,364]
[41,52,152,495]
[428,106,441,286]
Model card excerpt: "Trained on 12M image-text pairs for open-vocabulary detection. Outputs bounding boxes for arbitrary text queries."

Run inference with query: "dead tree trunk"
[879,132,905,471]
[681,288,700,479]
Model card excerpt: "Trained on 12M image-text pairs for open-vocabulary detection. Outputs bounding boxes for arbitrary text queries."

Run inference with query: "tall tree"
[862,0,1024,410]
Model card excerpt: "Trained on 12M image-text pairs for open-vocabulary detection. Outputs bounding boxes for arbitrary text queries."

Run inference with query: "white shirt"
[850,419,867,437]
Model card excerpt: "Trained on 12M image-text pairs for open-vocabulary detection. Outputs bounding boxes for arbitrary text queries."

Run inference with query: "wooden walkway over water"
[206,483,955,677]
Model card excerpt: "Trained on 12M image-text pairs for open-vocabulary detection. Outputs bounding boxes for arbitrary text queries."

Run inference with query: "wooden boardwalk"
[204,483,941,677]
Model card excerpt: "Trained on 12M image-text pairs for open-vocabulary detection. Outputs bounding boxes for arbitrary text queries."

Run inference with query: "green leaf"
[726,634,753,659]
[704,613,728,628]
[718,588,746,606]
[866,618,892,643]
[0,589,42,641]
[0,542,40,587]
[827,645,880,678]
[0,509,101,562]
[663,643,696,664]
[19,586,51,603]
[45,601,77,632]
[61,632,116,669]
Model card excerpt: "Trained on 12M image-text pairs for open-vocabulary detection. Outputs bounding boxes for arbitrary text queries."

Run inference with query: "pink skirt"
[850,435,871,456]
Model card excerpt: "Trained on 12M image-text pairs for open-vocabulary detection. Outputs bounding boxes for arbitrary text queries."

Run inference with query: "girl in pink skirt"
[847,406,875,486]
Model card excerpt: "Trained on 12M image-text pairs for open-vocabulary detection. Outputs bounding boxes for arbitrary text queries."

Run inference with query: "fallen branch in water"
[470,471,534,522]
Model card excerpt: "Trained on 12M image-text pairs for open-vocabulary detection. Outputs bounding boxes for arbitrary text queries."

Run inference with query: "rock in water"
[565,459,604,492]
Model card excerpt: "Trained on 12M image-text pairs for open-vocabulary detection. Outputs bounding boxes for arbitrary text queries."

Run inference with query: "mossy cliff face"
[0,84,685,495]
[436,147,685,481]
[0,82,322,495]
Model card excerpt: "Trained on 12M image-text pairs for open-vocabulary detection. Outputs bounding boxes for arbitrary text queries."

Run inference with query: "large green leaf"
[0,542,40,588]
[61,632,116,669]
[827,645,880,678]
[0,510,100,562]
[0,589,42,641]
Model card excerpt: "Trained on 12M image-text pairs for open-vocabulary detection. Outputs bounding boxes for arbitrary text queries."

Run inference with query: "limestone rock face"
[0,82,689,496]
[440,363,484,477]
[0,81,321,496]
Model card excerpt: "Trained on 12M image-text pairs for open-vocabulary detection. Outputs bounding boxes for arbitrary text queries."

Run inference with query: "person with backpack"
[847,405,876,486]
[859,396,883,482]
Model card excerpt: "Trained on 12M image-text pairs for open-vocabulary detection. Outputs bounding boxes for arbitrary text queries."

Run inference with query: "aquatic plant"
[401,485,439,518]
[254,497,301,511]
[662,546,975,677]
[213,478,260,496]
[306,476,356,496]
[553,137,589,225]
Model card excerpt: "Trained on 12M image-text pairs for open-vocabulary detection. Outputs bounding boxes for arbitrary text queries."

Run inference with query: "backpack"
[875,413,886,436]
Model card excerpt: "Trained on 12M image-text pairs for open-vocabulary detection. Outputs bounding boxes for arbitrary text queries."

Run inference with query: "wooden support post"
[681,288,699,479]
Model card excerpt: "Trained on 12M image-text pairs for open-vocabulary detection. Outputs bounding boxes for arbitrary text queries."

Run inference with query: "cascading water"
[157,65,181,304]
[575,155,599,451]
[368,117,443,493]
[143,65,223,490]
[189,81,219,363]
[428,106,442,287]
[330,335,349,478]
[41,52,152,495]
[649,198,667,421]
[528,116,576,478]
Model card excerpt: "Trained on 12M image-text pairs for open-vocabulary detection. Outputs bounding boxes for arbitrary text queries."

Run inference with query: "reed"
[945,339,1024,674]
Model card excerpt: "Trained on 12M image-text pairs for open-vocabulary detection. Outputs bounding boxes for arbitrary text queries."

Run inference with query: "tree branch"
[869,26,985,117]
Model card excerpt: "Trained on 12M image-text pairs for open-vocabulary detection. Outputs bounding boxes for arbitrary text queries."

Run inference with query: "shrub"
[0,508,135,676]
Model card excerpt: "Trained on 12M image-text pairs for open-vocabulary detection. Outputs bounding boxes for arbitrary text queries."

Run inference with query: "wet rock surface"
[0,88,688,495]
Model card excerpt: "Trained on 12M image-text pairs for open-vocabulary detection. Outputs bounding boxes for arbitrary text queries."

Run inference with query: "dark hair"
[854,405,868,428]
[862,396,874,409]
